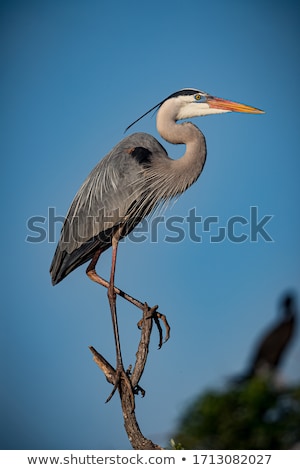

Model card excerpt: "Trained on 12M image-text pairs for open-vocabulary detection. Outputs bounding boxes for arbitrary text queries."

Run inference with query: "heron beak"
[207,96,264,114]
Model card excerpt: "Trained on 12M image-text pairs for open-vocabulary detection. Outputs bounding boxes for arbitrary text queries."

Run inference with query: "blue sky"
[1,0,299,450]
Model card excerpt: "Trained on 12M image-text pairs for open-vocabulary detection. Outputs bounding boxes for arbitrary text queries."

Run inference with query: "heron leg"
[107,228,123,369]
[87,253,145,310]
[90,229,134,407]
[86,254,170,346]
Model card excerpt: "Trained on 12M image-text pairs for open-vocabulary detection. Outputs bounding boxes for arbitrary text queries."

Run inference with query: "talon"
[133,384,146,397]
[137,303,171,348]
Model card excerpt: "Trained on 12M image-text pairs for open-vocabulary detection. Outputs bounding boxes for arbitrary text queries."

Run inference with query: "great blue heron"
[50,88,263,397]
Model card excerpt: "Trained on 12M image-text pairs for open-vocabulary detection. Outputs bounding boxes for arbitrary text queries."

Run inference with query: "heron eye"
[194,94,202,101]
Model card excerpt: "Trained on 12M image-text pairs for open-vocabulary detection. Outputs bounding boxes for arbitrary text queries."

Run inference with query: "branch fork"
[89,303,169,449]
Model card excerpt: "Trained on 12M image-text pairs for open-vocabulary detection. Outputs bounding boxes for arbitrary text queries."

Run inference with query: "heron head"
[168,88,264,120]
[125,88,264,132]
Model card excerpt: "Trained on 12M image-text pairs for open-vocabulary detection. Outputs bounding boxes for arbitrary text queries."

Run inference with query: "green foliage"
[169,438,185,450]
[174,379,300,449]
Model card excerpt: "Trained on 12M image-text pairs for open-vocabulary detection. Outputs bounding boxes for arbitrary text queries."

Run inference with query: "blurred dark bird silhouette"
[232,294,297,384]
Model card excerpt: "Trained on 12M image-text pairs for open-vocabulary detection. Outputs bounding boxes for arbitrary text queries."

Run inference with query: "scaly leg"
[107,229,123,372]
[93,229,134,406]
[87,250,147,310]
[86,251,170,345]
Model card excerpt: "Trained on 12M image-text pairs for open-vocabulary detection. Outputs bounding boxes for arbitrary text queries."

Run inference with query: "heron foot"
[137,303,171,349]
[86,267,171,338]
[125,365,146,397]
[133,383,146,397]
[105,365,135,410]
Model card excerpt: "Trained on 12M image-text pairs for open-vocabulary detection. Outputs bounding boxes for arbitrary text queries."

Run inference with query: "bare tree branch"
[89,303,168,449]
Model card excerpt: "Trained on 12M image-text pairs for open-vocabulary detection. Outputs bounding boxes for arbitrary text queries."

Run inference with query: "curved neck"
[156,100,207,192]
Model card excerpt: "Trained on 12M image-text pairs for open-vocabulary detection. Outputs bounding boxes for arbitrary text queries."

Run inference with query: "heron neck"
[156,105,207,191]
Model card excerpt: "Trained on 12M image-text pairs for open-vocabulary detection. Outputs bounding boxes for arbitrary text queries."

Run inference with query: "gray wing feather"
[50,133,167,284]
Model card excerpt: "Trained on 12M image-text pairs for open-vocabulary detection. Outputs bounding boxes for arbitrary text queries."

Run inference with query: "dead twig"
[89,303,165,449]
